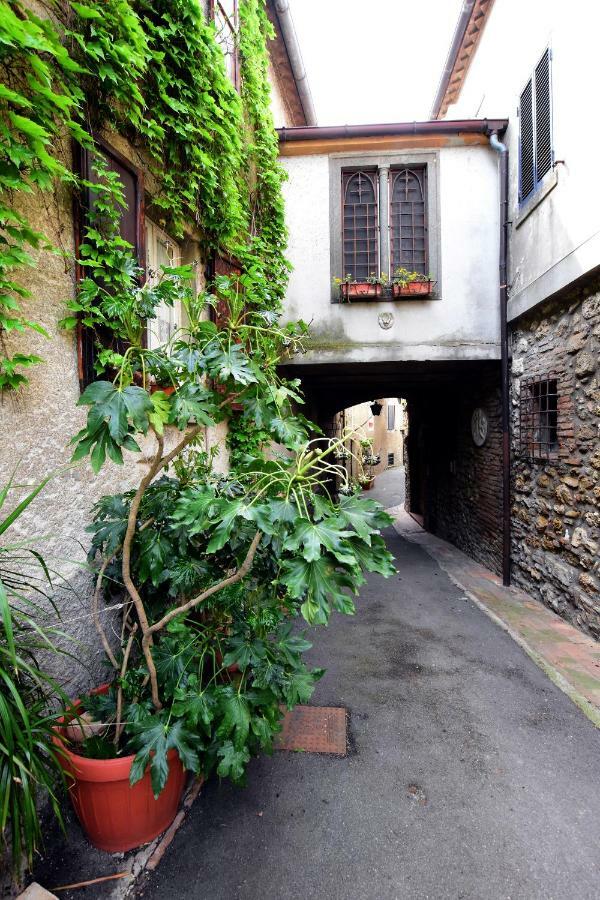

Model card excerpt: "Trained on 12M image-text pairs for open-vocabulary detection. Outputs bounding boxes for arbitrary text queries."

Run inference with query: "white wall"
[445,0,600,320]
[280,144,501,364]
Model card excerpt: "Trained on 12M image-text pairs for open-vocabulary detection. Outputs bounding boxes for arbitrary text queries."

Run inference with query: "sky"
[289,0,465,125]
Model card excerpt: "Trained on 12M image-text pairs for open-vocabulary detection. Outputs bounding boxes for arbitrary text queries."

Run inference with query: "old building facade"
[433,0,600,635]
[0,0,313,690]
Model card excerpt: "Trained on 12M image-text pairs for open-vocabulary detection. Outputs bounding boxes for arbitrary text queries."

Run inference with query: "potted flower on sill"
[392,267,436,297]
[358,473,375,491]
[334,273,388,301]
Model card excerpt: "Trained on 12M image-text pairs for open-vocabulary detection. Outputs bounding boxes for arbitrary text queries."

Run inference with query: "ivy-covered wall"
[0,0,295,691]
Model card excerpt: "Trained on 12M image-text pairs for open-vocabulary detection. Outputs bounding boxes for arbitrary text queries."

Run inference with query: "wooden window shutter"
[519,79,535,202]
[519,47,553,204]
[75,140,145,390]
[535,48,553,183]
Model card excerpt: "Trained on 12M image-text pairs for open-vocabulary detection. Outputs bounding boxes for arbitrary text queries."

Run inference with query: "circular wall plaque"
[378,311,394,330]
[471,407,488,446]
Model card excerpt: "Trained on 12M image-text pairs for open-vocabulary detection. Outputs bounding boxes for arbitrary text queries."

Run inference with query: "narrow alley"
[128,479,600,900]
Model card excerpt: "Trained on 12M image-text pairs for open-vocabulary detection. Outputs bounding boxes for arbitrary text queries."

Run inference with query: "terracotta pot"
[361,478,375,491]
[392,280,435,297]
[53,686,186,853]
[340,282,383,300]
[150,384,176,396]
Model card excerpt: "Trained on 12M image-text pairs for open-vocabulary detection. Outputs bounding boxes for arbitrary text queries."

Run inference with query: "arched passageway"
[280,359,504,577]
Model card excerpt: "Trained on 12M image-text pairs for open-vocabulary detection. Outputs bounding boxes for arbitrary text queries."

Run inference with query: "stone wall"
[510,281,600,638]
[406,369,503,575]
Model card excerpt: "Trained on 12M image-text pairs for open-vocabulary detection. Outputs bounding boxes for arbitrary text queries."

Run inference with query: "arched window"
[342,171,379,281]
[390,167,427,275]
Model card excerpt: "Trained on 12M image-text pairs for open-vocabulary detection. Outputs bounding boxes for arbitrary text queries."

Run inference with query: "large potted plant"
[55,190,397,851]
[392,268,436,297]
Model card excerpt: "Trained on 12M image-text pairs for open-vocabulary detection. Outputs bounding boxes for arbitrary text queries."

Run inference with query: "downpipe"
[490,130,511,586]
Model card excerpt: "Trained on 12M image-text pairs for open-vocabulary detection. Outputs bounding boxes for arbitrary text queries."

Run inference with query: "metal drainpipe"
[489,130,511,586]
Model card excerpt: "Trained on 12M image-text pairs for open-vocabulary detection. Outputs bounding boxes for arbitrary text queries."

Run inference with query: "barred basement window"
[387,452,394,466]
[342,171,379,281]
[520,376,559,460]
[390,167,427,275]
[519,47,553,204]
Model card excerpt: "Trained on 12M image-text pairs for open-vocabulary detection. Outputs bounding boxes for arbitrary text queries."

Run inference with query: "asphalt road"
[136,529,600,900]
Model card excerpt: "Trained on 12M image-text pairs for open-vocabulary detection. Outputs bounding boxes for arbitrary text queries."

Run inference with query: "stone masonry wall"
[511,281,600,638]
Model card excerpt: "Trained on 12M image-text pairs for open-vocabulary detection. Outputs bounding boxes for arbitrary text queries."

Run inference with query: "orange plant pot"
[392,280,435,297]
[340,282,383,300]
[54,688,186,853]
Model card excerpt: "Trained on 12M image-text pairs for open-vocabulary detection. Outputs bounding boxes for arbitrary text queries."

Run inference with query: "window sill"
[515,168,559,229]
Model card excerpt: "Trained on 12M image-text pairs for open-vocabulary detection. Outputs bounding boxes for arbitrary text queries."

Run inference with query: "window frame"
[519,374,559,461]
[329,150,440,303]
[73,137,145,391]
[145,219,183,351]
[209,0,240,91]
[518,46,554,207]
[389,165,428,278]
[341,169,379,282]
[387,402,395,432]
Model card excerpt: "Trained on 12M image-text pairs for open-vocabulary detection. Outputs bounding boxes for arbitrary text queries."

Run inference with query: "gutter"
[278,118,508,143]
[489,130,511,587]
[272,0,317,126]
[430,0,476,119]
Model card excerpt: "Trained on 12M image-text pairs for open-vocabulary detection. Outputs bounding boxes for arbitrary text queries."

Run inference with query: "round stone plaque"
[471,407,488,447]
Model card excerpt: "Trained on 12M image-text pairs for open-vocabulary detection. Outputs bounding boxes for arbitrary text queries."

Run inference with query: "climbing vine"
[0,0,288,388]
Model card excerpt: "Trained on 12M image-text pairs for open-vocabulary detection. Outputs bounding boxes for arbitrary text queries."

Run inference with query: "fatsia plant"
[66,241,395,794]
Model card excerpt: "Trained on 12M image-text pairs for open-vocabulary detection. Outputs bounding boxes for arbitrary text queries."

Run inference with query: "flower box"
[392,280,436,298]
[340,282,383,300]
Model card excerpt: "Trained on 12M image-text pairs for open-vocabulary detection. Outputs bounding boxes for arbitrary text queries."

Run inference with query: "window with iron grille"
[387,452,394,466]
[342,171,379,281]
[519,47,553,204]
[390,167,427,275]
[520,376,559,459]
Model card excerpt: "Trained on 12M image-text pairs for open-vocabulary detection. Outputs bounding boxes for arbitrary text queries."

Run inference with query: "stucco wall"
[445,0,600,320]
[0,133,218,695]
[279,145,501,365]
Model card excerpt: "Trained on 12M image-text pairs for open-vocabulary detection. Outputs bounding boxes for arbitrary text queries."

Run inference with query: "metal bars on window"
[342,171,379,281]
[389,167,427,275]
[519,47,553,203]
[520,376,559,460]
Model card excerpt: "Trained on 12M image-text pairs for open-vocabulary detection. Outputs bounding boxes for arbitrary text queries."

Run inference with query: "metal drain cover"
[276,706,347,755]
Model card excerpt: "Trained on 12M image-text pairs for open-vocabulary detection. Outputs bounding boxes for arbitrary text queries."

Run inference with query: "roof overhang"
[430,0,495,120]
[277,118,508,156]
[266,1,317,126]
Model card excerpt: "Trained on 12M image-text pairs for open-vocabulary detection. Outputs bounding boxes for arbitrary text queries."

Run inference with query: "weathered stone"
[566,331,588,354]
[561,475,580,488]
[564,508,579,519]
[535,515,549,531]
[579,572,599,594]
[575,351,597,378]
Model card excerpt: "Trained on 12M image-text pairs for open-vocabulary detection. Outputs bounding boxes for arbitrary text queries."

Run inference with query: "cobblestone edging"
[510,283,600,638]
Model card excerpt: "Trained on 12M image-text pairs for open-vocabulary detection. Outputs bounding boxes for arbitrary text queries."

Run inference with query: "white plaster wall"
[445,0,600,316]
[280,145,500,365]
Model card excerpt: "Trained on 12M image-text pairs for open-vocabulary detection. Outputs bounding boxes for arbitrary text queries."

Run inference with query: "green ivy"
[0,0,289,388]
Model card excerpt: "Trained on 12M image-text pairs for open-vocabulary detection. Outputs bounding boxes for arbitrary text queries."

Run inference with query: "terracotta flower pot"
[392,280,435,297]
[340,282,383,300]
[361,478,375,491]
[53,686,186,853]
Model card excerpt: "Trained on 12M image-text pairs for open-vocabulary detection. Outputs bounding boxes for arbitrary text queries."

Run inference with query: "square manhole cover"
[276,706,347,755]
